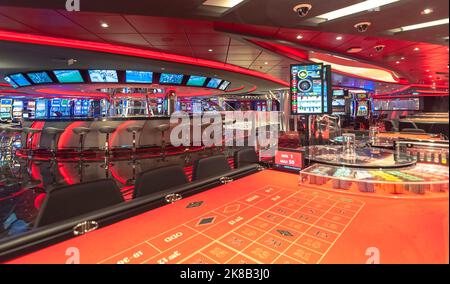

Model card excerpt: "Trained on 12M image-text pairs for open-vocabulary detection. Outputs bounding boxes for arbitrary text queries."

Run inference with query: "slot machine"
[35,99,48,119]
[351,93,371,130]
[26,101,36,119]
[12,100,23,119]
[50,99,61,117]
[0,99,13,120]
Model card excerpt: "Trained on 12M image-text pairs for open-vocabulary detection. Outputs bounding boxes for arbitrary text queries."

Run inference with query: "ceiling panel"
[98,34,152,47]
[141,33,189,45]
[0,7,88,35]
[124,15,186,33]
[62,14,137,34]
[187,33,231,45]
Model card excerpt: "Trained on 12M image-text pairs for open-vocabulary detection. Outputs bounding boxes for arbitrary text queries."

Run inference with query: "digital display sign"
[159,73,184,85]
[27,72,53,84]
[207,78,222,89]
[290,64,324,115]
[274,150,304,172]
[89,70,119,83]
[53,70,84,83]
[219,80,231,91]
[126,71,153,83]
[4,76,19,88]
[9,74,31,87]
[186,76,207,87]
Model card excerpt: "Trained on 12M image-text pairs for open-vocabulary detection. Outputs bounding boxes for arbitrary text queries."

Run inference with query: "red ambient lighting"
[0,30,289,87]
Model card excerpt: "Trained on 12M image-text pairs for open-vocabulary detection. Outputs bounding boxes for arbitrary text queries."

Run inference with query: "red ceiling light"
[336,36,343,40]
[347,47,363,53]
[296,35,303,39]
[414,47,420,51]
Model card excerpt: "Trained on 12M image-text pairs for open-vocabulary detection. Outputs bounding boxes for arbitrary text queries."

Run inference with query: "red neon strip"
[0,30,289,87]
[247,86,257,93]
[373,93,449,99]
[226,85,245,93]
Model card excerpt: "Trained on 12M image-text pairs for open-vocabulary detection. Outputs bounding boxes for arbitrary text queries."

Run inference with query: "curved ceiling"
[0,1,448,89]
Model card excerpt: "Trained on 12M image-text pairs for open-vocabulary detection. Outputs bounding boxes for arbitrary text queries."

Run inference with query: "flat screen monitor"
[1,99,12,105]
[61,99,69,107]
[290,64,324,115]
[332,99,345,106]
[219,80,231,91]
[274,150,304,172]
[126,71,153,83]
[159,73,184,85]
[333,89,345,97]
[357,101,369,116]
[4,76,19,88]
[13,101,23,107]
[186,76,207,87]
[9,74,31,87]
[53,70,84,83]
[89,70,118,83]
[27,72,53,84]
[207,78,222,89]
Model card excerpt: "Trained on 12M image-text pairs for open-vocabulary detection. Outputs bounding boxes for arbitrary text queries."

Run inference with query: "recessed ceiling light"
[400,57,405,60]
[264,62,269,65]
[429,75,433,78]
[414,47,420,51]
[421,8,433,15]
[202,0,245,8]
[426,69,430,72]
[391,18,449,32]
[336,36,343,40]
[297,35,303,39]
[316,0,399,21]
[395,61,400,64]
[100,22,109,28]
[208,49,214,52]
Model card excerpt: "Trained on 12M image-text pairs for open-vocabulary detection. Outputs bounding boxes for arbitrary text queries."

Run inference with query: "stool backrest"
[401,128,426,134]
[35,179,124,227]
[133,165,188,198]
[234,148,258,168]
[192,155,231,181]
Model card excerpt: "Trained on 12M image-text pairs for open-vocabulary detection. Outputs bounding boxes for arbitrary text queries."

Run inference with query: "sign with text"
[274,150,304,172]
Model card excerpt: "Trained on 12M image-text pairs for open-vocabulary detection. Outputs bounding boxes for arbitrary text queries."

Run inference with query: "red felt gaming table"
[6,170,449,264]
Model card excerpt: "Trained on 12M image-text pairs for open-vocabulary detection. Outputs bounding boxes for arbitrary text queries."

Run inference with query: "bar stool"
[72,127,91,159]
[43,127,65,166]
[126,125,143,159]
[156,124,170,160]
[22,128,42,160]
[99,125,117,168]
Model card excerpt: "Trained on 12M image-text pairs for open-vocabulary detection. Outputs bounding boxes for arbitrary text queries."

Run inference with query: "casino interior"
[0,0,448,264]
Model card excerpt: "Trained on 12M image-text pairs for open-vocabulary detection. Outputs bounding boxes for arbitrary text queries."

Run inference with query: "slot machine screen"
[89,70,119,83]
[357,101,369,117]
[35,99,48,118]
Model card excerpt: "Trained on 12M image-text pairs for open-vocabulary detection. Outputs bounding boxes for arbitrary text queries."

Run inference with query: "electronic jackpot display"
[291,64,325,115]
[12,100,23,119]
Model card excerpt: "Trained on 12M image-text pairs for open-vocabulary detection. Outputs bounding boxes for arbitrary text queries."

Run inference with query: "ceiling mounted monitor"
[27,72,53,84]
[207,78,223,89]
[4,76,19,88]
[187,76,207,87]
[219,80,231,91]
[89,70,119,83]
[125,71,153,83]
[9,73,31,87]
[159,73,184,85]
[53,70,84,83]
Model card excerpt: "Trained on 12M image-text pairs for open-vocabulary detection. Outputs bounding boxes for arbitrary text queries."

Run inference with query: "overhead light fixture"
[421,8,433,15]
[264,62,269,65]
[414,47,420,51]
[316,0,399,21]
[100,22,109,28]
[347,47,363,53]
[202,0,245,8]
[390,18,449,32]
[395,61,400,64]
[400,57,405,60]
[208,49,214,52]
[336,36,343,40]
[297,35,303,39]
